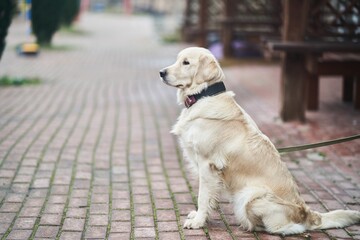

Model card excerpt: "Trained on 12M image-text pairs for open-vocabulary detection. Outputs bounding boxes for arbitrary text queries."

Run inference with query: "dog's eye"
[182,60,190,65]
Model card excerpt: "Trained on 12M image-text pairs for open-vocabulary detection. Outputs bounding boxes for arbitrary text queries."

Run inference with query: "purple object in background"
[209,40,263,59]
[209,42,223,60]
[232,40,263,58]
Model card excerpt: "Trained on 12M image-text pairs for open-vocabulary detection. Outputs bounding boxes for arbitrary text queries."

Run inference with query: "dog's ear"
[194,54,225,84]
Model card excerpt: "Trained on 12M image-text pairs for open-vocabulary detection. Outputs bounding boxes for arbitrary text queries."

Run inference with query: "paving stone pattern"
[0,13,359,240]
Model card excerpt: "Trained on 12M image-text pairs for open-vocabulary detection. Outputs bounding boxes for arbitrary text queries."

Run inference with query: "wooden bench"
[181,0,282,55]
[219,0,281,58]
[266,0,360,122]
[268,41,360,109]
[181,0,222,47]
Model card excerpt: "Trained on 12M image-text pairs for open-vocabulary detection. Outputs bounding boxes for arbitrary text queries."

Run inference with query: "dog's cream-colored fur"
[160,47,360,235]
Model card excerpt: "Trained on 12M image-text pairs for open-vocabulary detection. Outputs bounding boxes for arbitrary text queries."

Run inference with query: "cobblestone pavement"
[0,13,359,240]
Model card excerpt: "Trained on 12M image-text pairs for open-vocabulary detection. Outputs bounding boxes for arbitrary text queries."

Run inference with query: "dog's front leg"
[184,162,220,229]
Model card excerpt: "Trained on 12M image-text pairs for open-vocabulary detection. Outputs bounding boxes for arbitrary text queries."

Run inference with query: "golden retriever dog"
[159,47,360,235]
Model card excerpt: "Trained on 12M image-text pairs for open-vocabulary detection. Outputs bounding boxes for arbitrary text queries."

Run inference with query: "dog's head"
[159,47,225,104]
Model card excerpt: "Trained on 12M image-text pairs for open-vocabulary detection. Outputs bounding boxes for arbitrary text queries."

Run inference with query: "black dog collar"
[184,82,226,108]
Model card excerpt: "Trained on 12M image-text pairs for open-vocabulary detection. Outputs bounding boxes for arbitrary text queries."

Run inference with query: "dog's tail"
[308,209,360,230]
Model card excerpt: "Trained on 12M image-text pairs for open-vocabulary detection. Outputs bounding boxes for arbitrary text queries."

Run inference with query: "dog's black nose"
[159,69,167,78]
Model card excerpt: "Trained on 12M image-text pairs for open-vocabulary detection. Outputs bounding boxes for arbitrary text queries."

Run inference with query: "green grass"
[40,44,75,51]
[161,31,181,44]
[0,76,42,86]
[60,26,91,36]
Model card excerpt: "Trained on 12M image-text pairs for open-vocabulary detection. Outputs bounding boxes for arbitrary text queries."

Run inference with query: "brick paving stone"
[133,194,151,204]
[4,193,26,203]
[153,190,172,199]
[69,197,88,207]
[62,218,85,232]
[112,199,131,210]
[112,209,131,221]
[13,175,32,183]
[90,203,108,214]
[308,232,334,240]
[175,193,194,204]
[72,189,89,198]
[157,209,177,221]
[19,207,41,217]
[158,221,179,232]
[256,233,283,240]
[28,189,47,198]
[0,223,10,234]
[110,221,131,233]
[112,190,129,200]
[44,204,65,214]
[39,214,62,226]
[134,216,154,227]
[11,183,29,193]
[66,207,87,218]
[0,202,22,212]
[156,199,174,209]
[35,226,59,238]
[183,229,207,237]
[91,194,108,203]
[108,232,130,239]
[13,217,36,229]
[134,203,153,216]
[85,226,107,239]
[48,195,67,204]
[230,226,256,239]
[32,178,50,189]
[51,186,69,195]
[326,229,354,239]
[6,229,32,240]
[59,231,82,240]
[208,231,236,240]
[185,236,208,240]
[134,227,156,238]
[24,198,46,207]
[284,237,309,240]
[88,214,108,226]
[159,232,182,240]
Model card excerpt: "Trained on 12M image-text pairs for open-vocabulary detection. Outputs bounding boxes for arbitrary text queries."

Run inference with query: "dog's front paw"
[183,216,206,229]
[187,210,197,219]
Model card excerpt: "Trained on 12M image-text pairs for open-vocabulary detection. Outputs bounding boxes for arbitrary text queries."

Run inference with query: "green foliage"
[61,0,81,27]
[162,31,181,44]
[0,76,42,86]
[32,0,64,46]
[0,0,17,60]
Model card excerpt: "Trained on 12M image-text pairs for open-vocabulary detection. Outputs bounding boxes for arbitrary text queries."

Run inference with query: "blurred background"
[1,1,359,123]
[0,0,186,49]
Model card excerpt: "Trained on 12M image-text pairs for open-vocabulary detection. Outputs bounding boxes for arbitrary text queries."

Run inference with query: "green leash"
[277,134,360,153]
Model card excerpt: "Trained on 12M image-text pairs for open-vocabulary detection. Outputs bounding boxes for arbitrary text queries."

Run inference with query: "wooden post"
[222,0,236,57]
[280,0,310,122]
[198,0,208,47]
[342,76,354,102]
[306,55,319,110]
[307,74,319,110]
[181,0,192,42]
[354,77,360,109]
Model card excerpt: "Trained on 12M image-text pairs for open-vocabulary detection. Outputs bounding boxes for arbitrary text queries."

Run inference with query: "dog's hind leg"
[233,187,269,231]
[184,162,222,229]
[234,187,308,235]
[250,193,308,235]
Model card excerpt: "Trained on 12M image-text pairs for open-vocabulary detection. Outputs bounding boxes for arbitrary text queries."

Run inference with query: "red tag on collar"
[185,96,197,108]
